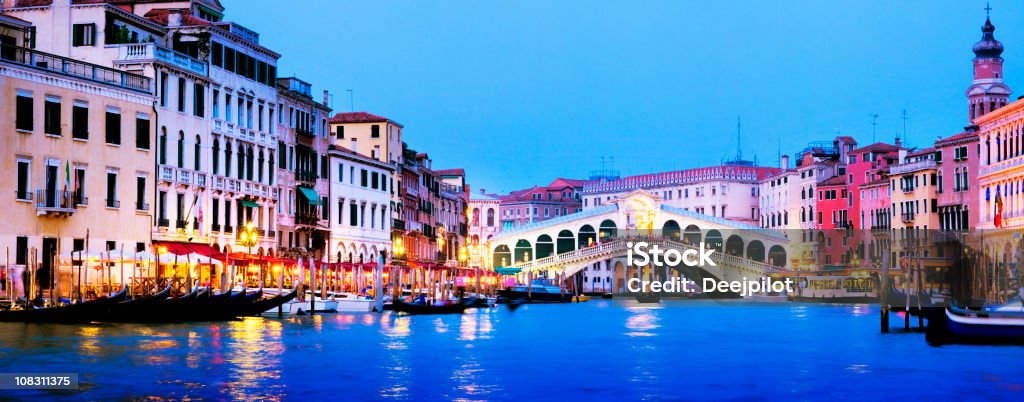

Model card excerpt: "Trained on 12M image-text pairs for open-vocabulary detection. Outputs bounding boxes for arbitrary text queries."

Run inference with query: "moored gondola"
[245,288,299,316]
[391,299,469,315]
[0,286,128,323]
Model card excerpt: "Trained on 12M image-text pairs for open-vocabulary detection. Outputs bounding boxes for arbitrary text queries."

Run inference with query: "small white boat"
[328,293,375,312]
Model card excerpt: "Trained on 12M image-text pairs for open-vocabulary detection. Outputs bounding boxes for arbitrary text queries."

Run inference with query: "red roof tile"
[819,175,847,186]
[935,131,979,147]
[850,142,901,154]
[328,111,403,127]
[435,168,465,176]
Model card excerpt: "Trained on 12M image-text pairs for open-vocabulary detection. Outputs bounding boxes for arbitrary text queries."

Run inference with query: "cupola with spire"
[966,5,1011,123]
[972,18,1004,59]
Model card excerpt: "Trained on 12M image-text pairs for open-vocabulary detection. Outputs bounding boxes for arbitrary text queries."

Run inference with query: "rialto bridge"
[487,191,791,291]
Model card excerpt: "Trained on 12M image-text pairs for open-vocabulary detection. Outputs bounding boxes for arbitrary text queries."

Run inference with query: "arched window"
[961,167,968,191]
[247,145,254,181]
[954,168,961,191]
[194,135,201,171]
[159,127,168,165]
[177,131,185,168]
[268,151,275,185]
[225,140,232,177]
[212,138,220,175]
[237,143,245,180]
[486,208,495,227]
[258,149,265,183]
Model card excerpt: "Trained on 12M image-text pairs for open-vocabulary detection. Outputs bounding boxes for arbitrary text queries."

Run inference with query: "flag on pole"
[995,190,1003,228]
[64,161,70,205]
[196,191,204,235]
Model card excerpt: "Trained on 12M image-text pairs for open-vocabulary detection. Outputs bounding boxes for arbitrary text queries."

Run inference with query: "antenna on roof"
[901,109,910,146]
[346,89,354,112]
[736,116,743,162]
[870,113,879,143]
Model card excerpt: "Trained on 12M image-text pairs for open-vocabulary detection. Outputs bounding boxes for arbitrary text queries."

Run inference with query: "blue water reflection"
[0,300,1022,400]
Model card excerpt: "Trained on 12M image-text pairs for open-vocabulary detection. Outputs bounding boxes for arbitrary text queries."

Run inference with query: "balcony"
[1,43,151,93]
[890,159,936,175]
[113,43,207,75]
[175,219,188,229]
[158,218,169,228]
[136,201,149,211]
[296,127,314,138]
[211,223,221,232]
[105,199,120,208]
[224,224,234,233]
[393,219,406,231]
[159,166,175,182]
[15,190,33,202]
[295,169,317,184]
[901,213,915,223]
[34,190,77,216]
[296,212,319,226]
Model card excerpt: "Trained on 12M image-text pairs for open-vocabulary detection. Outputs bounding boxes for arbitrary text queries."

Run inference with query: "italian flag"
[995,191,1003,228]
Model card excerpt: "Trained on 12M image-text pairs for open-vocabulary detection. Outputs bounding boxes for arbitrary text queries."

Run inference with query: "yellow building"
[889,147,940,258]
[1,15,154,297]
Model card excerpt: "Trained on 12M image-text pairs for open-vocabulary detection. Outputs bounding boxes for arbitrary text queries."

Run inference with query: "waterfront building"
[3,0,283,261]
[467,189,500,266]
[793,147,839,231]
[500,178,583,229]
[847,140,903,230]
[757,155,798,229]
[889,148,939,248]
[1,14,154,294]
[274,77,331,258]
[436,168,469,266]
[935,131,978,232]
[582,164,776,227]
[326,144,394,264]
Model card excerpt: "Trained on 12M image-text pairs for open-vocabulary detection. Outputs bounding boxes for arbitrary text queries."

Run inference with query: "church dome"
[973,18,1004,58]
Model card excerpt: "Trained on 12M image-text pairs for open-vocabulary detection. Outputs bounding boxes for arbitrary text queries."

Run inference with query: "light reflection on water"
[0,301,1021,400]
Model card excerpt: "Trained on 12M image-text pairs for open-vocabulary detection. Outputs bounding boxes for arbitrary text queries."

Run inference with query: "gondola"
[244,288,299,316]
[105,285,173,321]
[926,304,1024,345]
[391,299,469,315]
[0,286,128,323]
[142,286,206,323]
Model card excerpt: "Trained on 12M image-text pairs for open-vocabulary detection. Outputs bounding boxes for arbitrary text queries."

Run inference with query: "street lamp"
[393,237,405,260]
[238,220,259,287]
[458,246,467,267]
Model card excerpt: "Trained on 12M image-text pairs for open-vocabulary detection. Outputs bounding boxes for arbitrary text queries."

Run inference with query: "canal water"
[0,300,1022,400]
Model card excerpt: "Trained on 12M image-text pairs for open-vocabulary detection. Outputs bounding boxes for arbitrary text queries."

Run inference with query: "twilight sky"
[225,0,1022,194]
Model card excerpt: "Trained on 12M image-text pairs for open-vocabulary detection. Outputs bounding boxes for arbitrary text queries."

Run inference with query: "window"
[213,139,220,175]
[211,41,223,67]
[71,101,88,140]
[16,91,33,131]
[159,129,168,165]
[177,77,186,113]
[136,176,147,210]
[44,96,60,136]
[72,23,95,46]
[338,163,344,182]
[105,108,121,145]
[16,158,30,200]
[106,170,118,208]
[159,72,168,108]
[193,83,204,117]
[177,132,184,168]
[15,237,27,265]
[350,202,358,226]
[361,169,368,187]
[74,166,86,205]
[372,172,379,189]
[135,114,150,150]
[371,125,380,138]
[194,135,202,171]
[336,125,344,139]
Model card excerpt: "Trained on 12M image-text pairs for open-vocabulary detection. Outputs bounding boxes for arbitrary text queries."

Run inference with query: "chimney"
[894,137,902,148]
[781,155,790,169]
[323,90,329,107]
[350,138,357,154]
[167,10,182,27]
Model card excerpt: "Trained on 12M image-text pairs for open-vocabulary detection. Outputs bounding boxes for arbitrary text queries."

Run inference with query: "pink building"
[499,178,584,229]
[935,131,978,231]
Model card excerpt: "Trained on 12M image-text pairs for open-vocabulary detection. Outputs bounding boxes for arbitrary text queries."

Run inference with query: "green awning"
[239,199,259,208]
[495,267,522,275]
[298,187,320,205]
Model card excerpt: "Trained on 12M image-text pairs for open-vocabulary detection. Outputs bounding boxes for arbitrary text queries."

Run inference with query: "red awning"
[154,241,219,258]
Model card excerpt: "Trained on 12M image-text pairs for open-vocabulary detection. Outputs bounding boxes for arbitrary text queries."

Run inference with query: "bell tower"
[967,5,1011,122]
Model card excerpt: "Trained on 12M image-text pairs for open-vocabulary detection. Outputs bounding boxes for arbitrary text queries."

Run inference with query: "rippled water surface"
[1,300,1023,400]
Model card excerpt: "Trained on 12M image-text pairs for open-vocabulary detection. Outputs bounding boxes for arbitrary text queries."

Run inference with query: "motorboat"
[498,279,573,303]
[328,293,375,312]
[927,303,1024,345]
